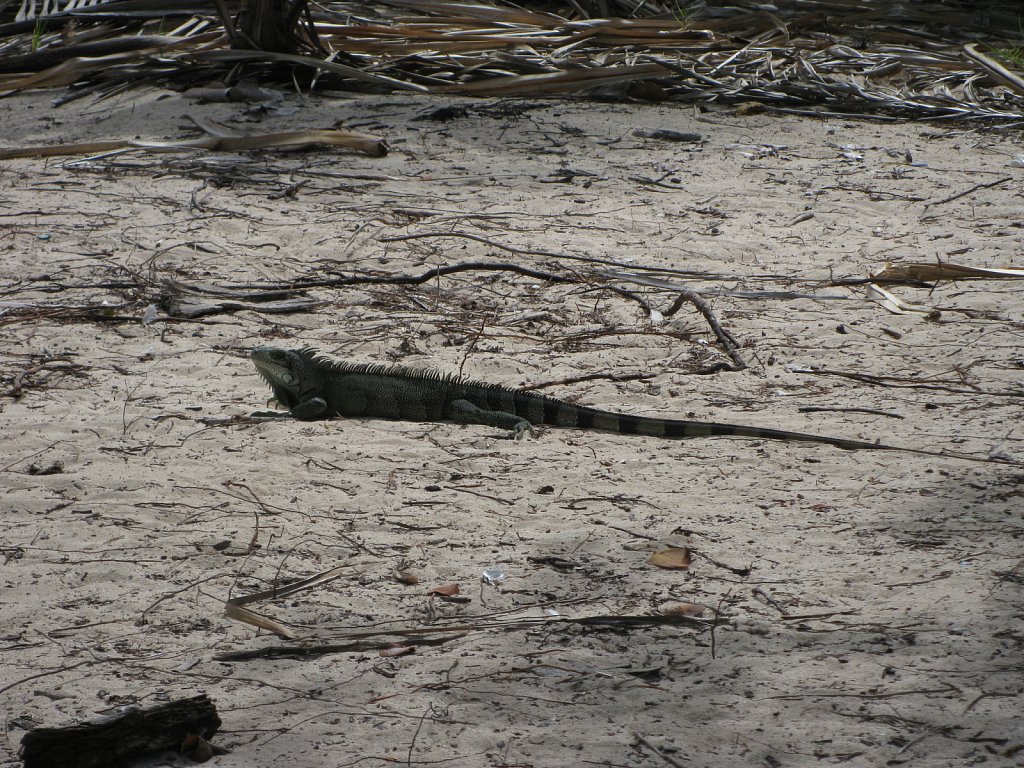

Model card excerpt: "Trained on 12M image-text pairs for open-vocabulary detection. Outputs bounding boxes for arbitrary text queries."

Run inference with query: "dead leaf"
[660,602,706,617]
[427,583,460,596]
[379,645,415,657]
[864,283,931,315]
[874,262,1024,281]
[648,547,692,570]
[181,733,214,762]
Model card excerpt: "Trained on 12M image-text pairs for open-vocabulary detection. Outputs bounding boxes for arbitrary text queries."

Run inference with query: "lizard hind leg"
[446,399,532,439]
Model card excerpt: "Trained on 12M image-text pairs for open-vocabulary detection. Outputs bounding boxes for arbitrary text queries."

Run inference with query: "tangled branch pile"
[2,0,1023,119]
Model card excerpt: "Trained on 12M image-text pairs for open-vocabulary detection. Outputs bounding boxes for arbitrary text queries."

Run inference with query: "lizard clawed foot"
[504,422,534,440]
[249,410,291,419]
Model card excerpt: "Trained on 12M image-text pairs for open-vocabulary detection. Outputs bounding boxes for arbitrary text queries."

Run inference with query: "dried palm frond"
[0,0,1021,120]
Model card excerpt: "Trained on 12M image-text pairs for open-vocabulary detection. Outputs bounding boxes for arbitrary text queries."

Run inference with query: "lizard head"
[250,346,308,409]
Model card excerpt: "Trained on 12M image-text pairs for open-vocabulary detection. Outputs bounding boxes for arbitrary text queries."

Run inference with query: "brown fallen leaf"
[648,547,692,570]
[873,262,1024,282]
[660,602,706,617]
[181,732,215,762]
[427,583,460,596]
[379,645,415,658]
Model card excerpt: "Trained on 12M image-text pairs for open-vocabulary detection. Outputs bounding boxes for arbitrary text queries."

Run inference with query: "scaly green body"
[251,346,900,452]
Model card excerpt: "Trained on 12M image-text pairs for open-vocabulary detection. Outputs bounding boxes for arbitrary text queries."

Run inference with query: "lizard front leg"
[446,399,532,438]
[250,395,328,420]
[288,397,329,420]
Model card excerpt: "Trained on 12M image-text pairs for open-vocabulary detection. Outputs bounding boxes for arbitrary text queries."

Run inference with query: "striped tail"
[519,396,887,451]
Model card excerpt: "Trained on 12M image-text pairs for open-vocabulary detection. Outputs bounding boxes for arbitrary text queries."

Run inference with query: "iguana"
[250,345,1007,463]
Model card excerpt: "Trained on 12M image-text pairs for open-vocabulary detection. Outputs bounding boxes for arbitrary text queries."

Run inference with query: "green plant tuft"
[31,18,44,53]
[993,46,1024,69]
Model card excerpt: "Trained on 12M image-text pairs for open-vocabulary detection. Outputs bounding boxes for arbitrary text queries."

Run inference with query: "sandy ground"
[2,87,1023,767]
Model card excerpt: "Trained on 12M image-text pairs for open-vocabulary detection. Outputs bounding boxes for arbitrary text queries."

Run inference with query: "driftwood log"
[19,694,221,768]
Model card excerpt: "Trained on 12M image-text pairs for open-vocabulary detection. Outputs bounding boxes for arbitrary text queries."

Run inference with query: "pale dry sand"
[2,87,1023,767]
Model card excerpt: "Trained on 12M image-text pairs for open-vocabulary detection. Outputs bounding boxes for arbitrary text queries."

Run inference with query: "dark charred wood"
[19,694,221,768]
